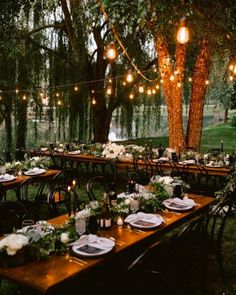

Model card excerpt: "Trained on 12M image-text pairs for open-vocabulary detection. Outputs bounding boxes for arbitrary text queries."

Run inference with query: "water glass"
[22,219,35,231]
[76,218,87,236]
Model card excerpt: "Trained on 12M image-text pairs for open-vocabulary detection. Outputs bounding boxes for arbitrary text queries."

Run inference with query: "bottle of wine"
[109,182,117,206]
[99,193,112,229]
[158,143,165,158]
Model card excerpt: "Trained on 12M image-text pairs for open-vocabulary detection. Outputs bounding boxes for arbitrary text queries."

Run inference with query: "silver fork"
[65,254,88,266]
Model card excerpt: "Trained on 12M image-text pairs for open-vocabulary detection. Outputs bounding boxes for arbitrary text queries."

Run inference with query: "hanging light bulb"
[229,76,234,81]
[57,100,62,106]
[188,77,192,82]
[156,84,160,89]
[129,93,134,99]
[138,84,144,93]
[56,92,60,97]
[92,98,96,105]
[108,78,112,83]
[229,64,234,71]
[177,82,181,88]
[22,94,27,100]
[152,88,156,94]
[147,88,152,96]
[170,75,174,81]
[106,87,112,95]
[205,80,210,85]
[122,81,127,86]
[177,17,190,44]
[74,85,79,91]
[15,88,19,94]
[160,79,163,84]
[126,71,134,83]
[105,42,118,62]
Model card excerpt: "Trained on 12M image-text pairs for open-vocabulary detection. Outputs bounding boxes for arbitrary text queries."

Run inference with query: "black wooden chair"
[47,186,72,217]
[86,176,111,201]
[133,157,154,185]
[0,201,28,234]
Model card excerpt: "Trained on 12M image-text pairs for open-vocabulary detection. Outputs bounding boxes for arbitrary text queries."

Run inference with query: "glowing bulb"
[147,89,152,96]
[91,89,95,93]
[160,79,163,84]
[42,98,47,105]
[126,72,133,83]
[177,82,181,88]
[188,77,192,82]
[22,95,27,100]
[229,76,234,81]
[177,17,189,44]
[129,93,134,99]
[92,98,96,105]
[229,64,234,71]
[108,78,112,83]
[161,72,164,77]
[234,66,236,74]
[40,91,44,97]
[205,80,209,85]
[156,84,160,89]
[170,75,174,81]
[57,100,62,105]
[0,96,2,100]
[152,89,156,94]
[138,84,144,93]
[72,180,76,187]
[74,86,79,91]
[105,42,118,61]
[15,89,19,94]
[56,92,60,97]
[106,87,112,95]
[122,81,126,86]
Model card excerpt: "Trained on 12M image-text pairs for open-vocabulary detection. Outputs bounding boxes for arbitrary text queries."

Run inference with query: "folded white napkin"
[73,234,115,249]
[0,173,11,179]
[68,150,81,155]
[40,147,48,151]
[158,157,169,162]
[124,212,164,224]
[183,159,195,164]
[165,197,195,207]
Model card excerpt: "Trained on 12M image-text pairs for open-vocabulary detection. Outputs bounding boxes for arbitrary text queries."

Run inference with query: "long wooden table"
[29,149,232,177]
[0,194,215,294]
[0,169,60,200]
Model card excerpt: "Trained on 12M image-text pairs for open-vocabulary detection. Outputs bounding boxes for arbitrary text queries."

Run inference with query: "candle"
[221,140,224,152]
[117,217,123,226]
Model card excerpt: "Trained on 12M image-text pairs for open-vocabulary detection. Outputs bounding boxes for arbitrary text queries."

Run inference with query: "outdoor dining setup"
[0,140,235,294]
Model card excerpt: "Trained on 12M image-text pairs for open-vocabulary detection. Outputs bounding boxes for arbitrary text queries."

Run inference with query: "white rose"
[0,234,29,256]
[60,232,70,244]
[125,199,131,205]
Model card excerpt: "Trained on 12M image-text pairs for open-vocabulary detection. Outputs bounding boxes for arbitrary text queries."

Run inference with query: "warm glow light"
[57,100,62,106]
[177,17,189,44]
[56,92,60,97]
[170,75,174,81]
[234,66,236,74]
[108,78,112,83]
[188,77,192,82]
[156,84,160,89]
[15,89,19,94]
[229,64,234,70]
[74,86,79,91]
[22,95,27,100]
[106,87,112,95]
[129,93,134,99]
[177,82,181,88]
[160,79,163,84]
[152,89,156,94]
[205,80,210,85]
[0,96,2,100]
[105,42,118,61]
[92,98,96,105]
[229,76,234,81]
[91,89,95,93]
[161,72,164,77]
[138,84,144,93]
[40,91,44,97]
[126,72,133,83]
[72,180,76,187]
[42,98,47,105]
[122,81,126,86]
[147,89,152,95]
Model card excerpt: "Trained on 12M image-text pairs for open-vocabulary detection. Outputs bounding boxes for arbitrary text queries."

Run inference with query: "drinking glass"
[130,199,139,213]
[22,219,35,232]
[76,218,87,236]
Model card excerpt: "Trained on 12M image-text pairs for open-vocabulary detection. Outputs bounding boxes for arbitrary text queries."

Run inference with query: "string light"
[170,75,174,81]
[108,78,112,83]
[106,87,112,95]
[188,77,192,82]
[152,88,156,94]
[176,17,190,44]
[74,85,79,91]
[22,94,27,100]
[92,98,96,105]
[105,42,118,61]
[126,71,134,83]
[56,92,60,97]
[15,89,19,94]
[129,93,134,99]
[155,84,160,89]
[147,88,152,96]
[160,79,163,84]
[205,80,210,85]
[122,81,126,86]
[57,100,62,106]
[177,82,181,88]
[138,84,144,93]
[229,76,234,81]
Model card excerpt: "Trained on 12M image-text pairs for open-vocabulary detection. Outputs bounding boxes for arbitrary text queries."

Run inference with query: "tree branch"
[28,23,64,35]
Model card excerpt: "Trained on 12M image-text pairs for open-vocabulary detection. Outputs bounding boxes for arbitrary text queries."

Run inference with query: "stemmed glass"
[76,218,87,236]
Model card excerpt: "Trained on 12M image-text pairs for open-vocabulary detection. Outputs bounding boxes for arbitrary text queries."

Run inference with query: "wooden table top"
[0,194,215,294]
[0,169,60,192]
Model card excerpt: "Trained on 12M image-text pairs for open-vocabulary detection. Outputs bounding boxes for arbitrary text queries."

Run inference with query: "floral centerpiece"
[23,156,53,170]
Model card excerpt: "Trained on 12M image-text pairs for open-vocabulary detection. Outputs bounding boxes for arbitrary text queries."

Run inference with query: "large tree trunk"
[186,38,211,149]
[156,36,186,150]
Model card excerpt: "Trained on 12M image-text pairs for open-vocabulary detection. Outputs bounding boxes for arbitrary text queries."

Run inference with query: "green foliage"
[230,115,236,128]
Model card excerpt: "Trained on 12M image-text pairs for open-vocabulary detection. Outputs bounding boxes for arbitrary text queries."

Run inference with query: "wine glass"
[22,219,35,232]
[130,199,139,214]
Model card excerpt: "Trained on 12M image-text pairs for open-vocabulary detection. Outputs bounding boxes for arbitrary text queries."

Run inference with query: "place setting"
[124,212,165,230]
[0,173,16,183]
[162,197,196,211]
[24,167,46,176]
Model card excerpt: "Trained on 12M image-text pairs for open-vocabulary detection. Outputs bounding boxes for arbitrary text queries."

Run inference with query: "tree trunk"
[186,38,211,149]
[156,36,186,150]
[224,108,228,124]
[4,95,13,162]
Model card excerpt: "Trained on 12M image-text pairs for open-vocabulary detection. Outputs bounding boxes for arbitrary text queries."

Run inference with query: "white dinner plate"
[129,215,164,229]
[163,198,195,211]
[24,168,46,176]
[205,164,223,168]
[68,150,81,155]
[0,175,16,182]
[72,237,115,257]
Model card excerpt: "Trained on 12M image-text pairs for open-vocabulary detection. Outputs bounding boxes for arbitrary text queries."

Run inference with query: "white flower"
[158,176,174,185]
[76,207,91,219]
[60,232,70,244]
[0,234,29,256]
[203,154,209,159]
[89,200,99,210]
[124,198,131,205]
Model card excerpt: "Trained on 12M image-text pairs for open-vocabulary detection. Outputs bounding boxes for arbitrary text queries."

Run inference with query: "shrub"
[230,115,236,127]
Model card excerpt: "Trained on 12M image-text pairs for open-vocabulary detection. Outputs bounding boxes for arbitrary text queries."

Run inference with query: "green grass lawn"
[116,123,236,153]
